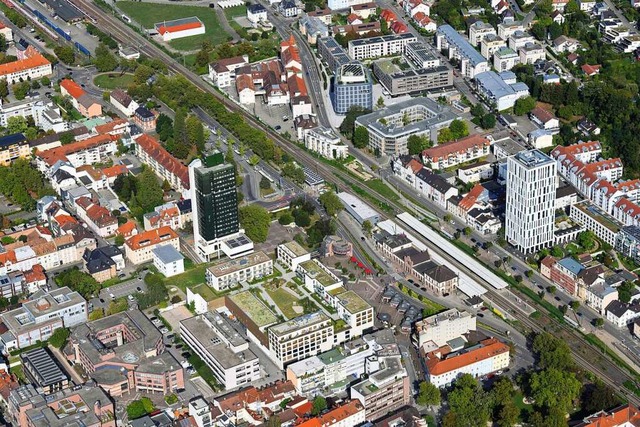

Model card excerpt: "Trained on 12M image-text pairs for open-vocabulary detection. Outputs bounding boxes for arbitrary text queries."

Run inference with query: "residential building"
[0,133,29,166]
[616,226,640,263]
[425,338,510,387]
[576,404,640,427]
[421,134,491,170]
[331,62,373,114]
[505,150,556,253]
[205,251,273,291]
[189,153,254,261]
[493,47,520,71]
[247,4,267,26]
[497,21,525,39]
[83,246,123,282]
[180,311,261,389]
[606,300,640,328]
[405,42,440,69]
[474,71,530,111]
[0,52,52,84]
[585,282,617,315]
[457,161,494,183]
[317,37,351,73]
[480,34,507,58]
[570,202,620,248]
[7,384,115,427]
[225,291,279,347]
[299,16,329,44]
[372,60,452,96]
[276,241,311,271]
[347,33,417,60]
[355,97,456,156]
[268,312,334,369]
[540,256,585,295]
[436,25,490,78]
[519,42,545,64]
[0,97,67,133]
[530,107,560,131]
[0,287,87,352]
[279,0,298,17]
[124,226,180,265]
[529,129,554,149]
[327,0,370,10]
[74,196,118,238]
[414,168,459,209]
[133,106,156,132]
[304,126,348,159]
[35,133,117,172]
[21,347,69,394]
[143,202,185,231]
[553,35,581,52]
[60,79,102,118]
[109,89,138,117]
[152,245,184,278]
[298,401,366,427]
[333,22,381,38]
[208,55,249,89]
[413,308,476,348]
[135,134,189,194]
[66,310,184,396]
[468,21,496,46]
[189,398,213,427]
[350,356,410,421]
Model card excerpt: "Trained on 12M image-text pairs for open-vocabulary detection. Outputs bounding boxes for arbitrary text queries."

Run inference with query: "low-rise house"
[109,89,138,117]
[74,196,118,237]
[133,106,156,132]
[414,168,459,209]
[606,300,640,328]
[457,161,494,183]
[83,246,123,282]
[208,55,249,89]
[60,79,102,118]
[152,245,184,278]
[421,134,492,170]
[135,134,189,194]
[553,35,581,52]
[530,107,560,131]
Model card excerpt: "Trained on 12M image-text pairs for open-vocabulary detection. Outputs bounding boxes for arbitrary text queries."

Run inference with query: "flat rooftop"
[336,290,371,314]
[281,240,309,258]
[191,283,218,302]
[207,251,271,277]
[269,311,331,337]
[573,201,621,233]
[299,259,340,288]
[513,149,554,168]
[228,290,278,328]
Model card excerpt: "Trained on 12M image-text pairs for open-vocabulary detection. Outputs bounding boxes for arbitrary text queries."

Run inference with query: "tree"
[463,227,472,236]
[318,191,343,216]
[532,332,574,371]
[135,168,164,213]
[89,308,105,321]
[239,204,271,243]
[107,297,129,315]
[126,398,155,420]
[577,230,596,251]
[618,281,635,303]
[6,116,28,135]
[496,401,519,427]
[338,106,370,138]
[582,380,621,414]
[294,209,311,227]
[267,417,282,427]
[551,246,563,257]
[471,103,486,117]
[570,300,580,310]
[416,381,440,406]
[514,96,536,115]
[311,396,327,415]
[594,317,605,327]
[278,212,294,225]
[260,176,271,190]
[438,127,454,143]
[134,64,154,84]
[94,43,118,72]
[156,113,173,142]
[353,126,369,148]
[362,220,373,236]
[449,119,469,140]
[12,81,30,100]
[55,267,100,299]
[49,327,70,348]
[376,96,385,109]
[54,45,75,64]
[186,115,205,151]
[446,374,490,426]
[249,154,260,166]
[282,163,305,184]
[31,79,40,90]
[407,134,431,155]
[114,234,125,246]
[480,113,496,129]
[0,80,7,99]
[529,368,581,414]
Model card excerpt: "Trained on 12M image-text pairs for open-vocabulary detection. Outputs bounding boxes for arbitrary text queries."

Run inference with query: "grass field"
[93,73,135,89]
[117,1,230,51]
[223,4,247,20]
[267,287,302,319]
[164,264,208,293]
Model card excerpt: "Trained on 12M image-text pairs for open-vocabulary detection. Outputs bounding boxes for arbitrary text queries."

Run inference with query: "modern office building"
[180,311,261,390]
[435,25,490,78]
[506,150,557,253]
[348,33,417,60]
[268,312,334,369]
[354,97,456,155]
[189,153,253,261]
[331,62,373,114]
[372,60,453,96]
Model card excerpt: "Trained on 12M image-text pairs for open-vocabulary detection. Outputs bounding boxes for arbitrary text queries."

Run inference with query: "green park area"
[117,1,230,50]
[266,287,306,320]
[93,73,135,89]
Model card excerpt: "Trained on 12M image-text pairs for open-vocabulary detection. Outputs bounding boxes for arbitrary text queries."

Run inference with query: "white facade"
[152,245,185,278]
[493,47,520,72]
[206,252,273,291]
[480,35,507,59]
[519,43,546,64]
[468,21,496,46]
[436,25,490,78]
[327,0,370,10]
[0,55,52,85]
[268,312,334,369]
[506,150,557,253]
[276,241,311,271]
[304,126,348,160]
[348,34,417,61]
[413,309,476,348]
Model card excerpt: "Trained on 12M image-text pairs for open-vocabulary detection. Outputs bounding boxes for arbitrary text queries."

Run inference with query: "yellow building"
[0,133,29,165]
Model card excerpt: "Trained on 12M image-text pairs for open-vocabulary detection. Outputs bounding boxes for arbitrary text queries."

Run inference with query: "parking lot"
[159,305,192,331]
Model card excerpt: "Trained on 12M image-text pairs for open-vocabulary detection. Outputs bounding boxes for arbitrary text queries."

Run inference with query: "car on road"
[274,125,281,130]
[136,287,142,292]
[181,352,191,358]
[128,295,135,302]
[555,296,561,301]
[160,327,169,334]
[118,273,126,279]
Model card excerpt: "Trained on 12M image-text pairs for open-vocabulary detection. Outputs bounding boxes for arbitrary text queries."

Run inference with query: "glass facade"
[194,159,239,242]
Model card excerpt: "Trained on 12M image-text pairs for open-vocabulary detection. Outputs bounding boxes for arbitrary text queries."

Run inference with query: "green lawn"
[117,1,230,51]
[93,73,135,89]
[266,287,302,319]
[365,179,400,202]
[223,4,247,20]
[164,264,208,294]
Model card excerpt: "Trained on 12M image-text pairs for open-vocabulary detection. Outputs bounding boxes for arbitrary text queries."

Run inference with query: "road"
[74,0,640,403]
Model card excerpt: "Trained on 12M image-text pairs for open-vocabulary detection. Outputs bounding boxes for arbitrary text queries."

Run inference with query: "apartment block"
[304,126,348,160]
[436,25,490,78]
[276,241,311,271]
[268,312,334,369]
[347,33,417,60]
[135,134,190,195]
[205,251,273,291]
[413,308,476,348]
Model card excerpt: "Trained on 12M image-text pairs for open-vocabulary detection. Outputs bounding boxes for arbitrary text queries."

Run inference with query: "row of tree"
[155,110,206,160]
[0,159,55,210]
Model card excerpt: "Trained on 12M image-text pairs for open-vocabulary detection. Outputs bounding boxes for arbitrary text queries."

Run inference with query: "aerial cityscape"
[0,0,637,424]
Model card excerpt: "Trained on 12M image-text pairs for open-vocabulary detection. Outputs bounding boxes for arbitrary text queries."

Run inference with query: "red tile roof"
[459,184,484,212]
[390,21,408,33]
[116,221,137,237]
[347,13,361,23]
[407,159,423,173]
[426,338,509,376]
[94,118,129,135]
[135,134,189,190]
[157,20,203,35]
[60,79,86,100]
[0,53,50,77]
[582,64,601,76]
[380,9,397,23]
[125,226,178,251]
[531,106,556,123]
[422,135,490,162]
[36,133,116,166]
[24,264,46,283]
[577,404,640,426]
[287,75,307,97]
[101,164,128,178]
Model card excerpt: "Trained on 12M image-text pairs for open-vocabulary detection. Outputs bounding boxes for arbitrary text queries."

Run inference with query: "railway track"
[74,0,640,405]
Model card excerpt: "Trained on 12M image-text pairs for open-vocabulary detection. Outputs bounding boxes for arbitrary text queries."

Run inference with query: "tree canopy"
[49,327,70,349]
[239,204,271,243]
[318,191,343,216]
